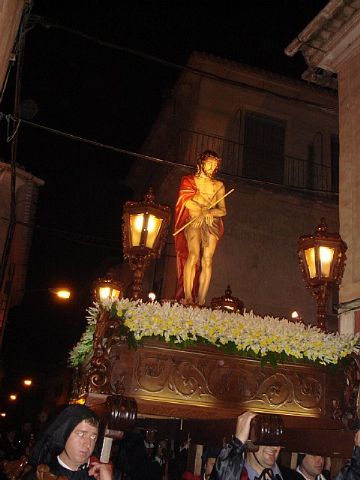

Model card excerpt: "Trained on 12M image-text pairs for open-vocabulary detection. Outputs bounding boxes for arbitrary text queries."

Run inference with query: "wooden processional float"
[70,303,360,460]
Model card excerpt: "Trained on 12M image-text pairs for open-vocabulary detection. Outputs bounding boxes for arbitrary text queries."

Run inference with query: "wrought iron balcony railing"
[174,129,338,194]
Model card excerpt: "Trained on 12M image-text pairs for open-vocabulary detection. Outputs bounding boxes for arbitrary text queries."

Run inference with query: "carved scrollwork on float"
[87,347,111,393]
[110,345,132,395]
[292,374,322,409]
[208,365,258,401]
[95,340,334,418]
[251,373,293,407]
[71,367,86,400]
[87,309,125,394]
[241,371,323,413]
[170,360,208,397]
[135,354,173,392]
[342,354,360,428]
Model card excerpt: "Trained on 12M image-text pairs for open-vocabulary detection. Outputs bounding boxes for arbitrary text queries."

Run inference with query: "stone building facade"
[126,52,339,327]
[285,0,360,333]
[0,0,25,96]
[0,161,44,346]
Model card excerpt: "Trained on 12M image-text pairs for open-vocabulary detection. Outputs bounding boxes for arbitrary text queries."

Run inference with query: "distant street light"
[22,378,32,387]
[49,288,71,300]
[0,412,6,417]
[9,394,17,401]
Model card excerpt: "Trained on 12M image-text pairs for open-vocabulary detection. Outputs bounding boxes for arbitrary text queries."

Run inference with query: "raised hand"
[235,411,257,444]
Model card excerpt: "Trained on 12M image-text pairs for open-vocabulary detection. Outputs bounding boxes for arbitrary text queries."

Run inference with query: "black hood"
[29,404,99,466]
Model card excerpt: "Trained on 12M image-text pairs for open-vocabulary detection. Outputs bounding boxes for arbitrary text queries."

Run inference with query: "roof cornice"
[285,0,360,89]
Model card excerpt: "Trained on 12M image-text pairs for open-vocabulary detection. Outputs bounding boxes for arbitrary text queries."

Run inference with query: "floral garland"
[69,298,360,368]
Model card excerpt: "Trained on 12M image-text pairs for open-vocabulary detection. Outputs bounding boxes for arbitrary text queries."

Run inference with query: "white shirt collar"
[57,455,89,471]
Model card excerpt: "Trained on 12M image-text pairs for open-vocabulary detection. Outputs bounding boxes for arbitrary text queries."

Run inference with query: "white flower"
[69,299,360,367]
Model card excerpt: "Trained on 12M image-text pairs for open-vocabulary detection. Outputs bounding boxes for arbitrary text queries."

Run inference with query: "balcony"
[173,129,338,194]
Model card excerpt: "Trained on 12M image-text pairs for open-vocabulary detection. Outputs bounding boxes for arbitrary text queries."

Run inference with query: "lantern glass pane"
[319,246,334,278]
[130,213,144,246]
[112,289,121,300]
[305,248,316,278]
[145,215,163,248]
[99,286,111,300]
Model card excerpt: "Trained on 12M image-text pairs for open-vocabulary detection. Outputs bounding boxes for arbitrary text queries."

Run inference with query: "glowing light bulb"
[49,288,71,299]
[148,292,156,302]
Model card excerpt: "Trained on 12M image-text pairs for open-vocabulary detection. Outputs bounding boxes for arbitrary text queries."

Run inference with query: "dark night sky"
[0,0,329,412]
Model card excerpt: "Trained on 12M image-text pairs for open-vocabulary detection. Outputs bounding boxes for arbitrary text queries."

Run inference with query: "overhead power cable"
[0,214,120,251]
[30,16,337,114]
[0,112,338,198]
[0,112,192,170]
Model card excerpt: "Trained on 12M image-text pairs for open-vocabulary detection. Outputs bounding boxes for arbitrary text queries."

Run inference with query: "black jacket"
[333,446,360,480]
[212,439,294,480]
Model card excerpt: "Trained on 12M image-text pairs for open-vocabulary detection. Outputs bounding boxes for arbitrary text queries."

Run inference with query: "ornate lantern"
[122,188,170,299]
[211,285,244,313]
[93,277,124,303]
[298,218,347,331]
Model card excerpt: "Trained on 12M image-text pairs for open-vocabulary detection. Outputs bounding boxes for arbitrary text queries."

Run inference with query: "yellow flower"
[69,299,360,368]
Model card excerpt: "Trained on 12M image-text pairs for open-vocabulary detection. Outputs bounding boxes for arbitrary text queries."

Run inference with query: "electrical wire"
[0,112,338,199]
[30,16,337,115]
[0,112,192,170]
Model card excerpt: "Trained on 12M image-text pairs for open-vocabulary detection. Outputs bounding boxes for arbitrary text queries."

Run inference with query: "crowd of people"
[210,412,360,480]
[0,412,47,462]
[0,407,359,480]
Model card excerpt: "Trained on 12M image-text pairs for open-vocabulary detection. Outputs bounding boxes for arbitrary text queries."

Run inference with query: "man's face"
[61,420,98,470]
[201,156,219,177]
[145,429,156,443]
[301,455,324,478]
[255,445,281,468]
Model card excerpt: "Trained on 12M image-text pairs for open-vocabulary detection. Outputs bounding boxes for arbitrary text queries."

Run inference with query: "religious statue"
[174,150,228,305]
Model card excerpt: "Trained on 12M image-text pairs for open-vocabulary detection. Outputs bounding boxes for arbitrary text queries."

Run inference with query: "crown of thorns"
[197,150,222,165]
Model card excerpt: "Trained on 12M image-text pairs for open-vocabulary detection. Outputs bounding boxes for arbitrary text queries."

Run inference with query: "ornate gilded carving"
[293,374,322,409]
[171,360,208,397]
[120,344,326,416]
[342,354,360,428]
[136,356,172,392]
[87,309,126,394]
[208,365,261,401]
[252,373,293,407]
[76,338,344,420]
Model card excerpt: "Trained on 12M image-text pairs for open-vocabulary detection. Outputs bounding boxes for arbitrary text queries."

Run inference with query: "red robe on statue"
[174,175,224,301]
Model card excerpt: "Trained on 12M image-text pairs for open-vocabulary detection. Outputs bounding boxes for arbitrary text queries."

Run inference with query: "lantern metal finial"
[211,285,244,313]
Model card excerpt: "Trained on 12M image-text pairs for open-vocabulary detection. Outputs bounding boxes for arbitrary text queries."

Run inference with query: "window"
[243,112,285,183]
